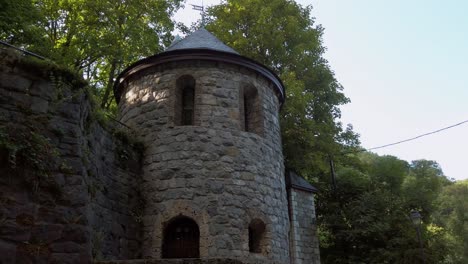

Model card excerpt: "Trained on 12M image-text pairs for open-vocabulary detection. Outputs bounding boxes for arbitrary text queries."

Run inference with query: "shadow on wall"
[0,48,144,263]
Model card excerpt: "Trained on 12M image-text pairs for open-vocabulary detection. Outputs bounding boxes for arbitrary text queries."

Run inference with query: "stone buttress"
[286,170,321,264]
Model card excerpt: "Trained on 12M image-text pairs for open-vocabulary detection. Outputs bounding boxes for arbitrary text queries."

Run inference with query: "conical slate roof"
[166,28,239,54]
[114,29,285,105]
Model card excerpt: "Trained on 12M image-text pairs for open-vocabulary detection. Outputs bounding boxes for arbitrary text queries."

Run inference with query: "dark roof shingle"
[166,28,239,54]
[286,170,318,193]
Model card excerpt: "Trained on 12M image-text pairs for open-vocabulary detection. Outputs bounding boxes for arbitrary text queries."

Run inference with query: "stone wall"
[0,48,142,263]
[86,125,143,261]
[97,259,244,264]
[118,60,290,263]
[288,189,320,264]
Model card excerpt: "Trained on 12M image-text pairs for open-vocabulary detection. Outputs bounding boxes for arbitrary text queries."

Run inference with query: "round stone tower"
[114,29,289,263]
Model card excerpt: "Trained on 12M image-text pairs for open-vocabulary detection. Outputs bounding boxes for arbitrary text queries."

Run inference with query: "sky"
[173,0,468,181]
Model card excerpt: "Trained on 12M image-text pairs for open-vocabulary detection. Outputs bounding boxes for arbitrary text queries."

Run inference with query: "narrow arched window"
[175,75,196,126]
[241,85,263,135]
[248,219,266,253]
[162,216,200,258]
[244,93,251,132]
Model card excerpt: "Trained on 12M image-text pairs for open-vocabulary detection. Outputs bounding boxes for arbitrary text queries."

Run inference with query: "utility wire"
[2,41,466,155]
[0,40,47,60]
[342,119,468,155]
[368,119,468,150]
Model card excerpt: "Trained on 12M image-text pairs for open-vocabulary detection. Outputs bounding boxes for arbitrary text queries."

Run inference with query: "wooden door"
[162,217,200,258]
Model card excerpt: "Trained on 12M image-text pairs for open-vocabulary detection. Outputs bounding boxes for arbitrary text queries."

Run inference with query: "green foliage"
[87,180,102,200]
[3,0,183,109]
[0,0,42,44]
[433,180,468,263]
[206,1,463,262]
[403,160,451,216]
[83,85,116,129]
[206,0,360,179]
[113,128,145,167]
[207,0,468,263]
[17,52,87,90]
[92,230,105,260]
[319,153,455,263]
[0,125,58,177]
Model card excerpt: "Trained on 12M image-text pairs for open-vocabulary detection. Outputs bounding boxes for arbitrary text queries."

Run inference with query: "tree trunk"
[101,59,117,109]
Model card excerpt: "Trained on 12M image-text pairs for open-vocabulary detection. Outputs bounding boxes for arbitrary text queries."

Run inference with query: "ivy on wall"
[0,124,60,194]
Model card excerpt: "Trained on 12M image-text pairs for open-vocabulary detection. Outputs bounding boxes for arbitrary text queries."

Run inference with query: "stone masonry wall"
[288,189,320,264]
[0,48,142,263]
[118,60,290,263]
[97,259,244,264]
[86,125,143,261]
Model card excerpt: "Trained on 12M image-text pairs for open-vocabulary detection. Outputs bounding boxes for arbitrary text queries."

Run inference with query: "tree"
[318,154,452,263]
[3,0,183,109]
[319,154,410,263]
[0,0,42,44]
[206,0,360,180]
[433,180,468,263]
[403,160,451,216]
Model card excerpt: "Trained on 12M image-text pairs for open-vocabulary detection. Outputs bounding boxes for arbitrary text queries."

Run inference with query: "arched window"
[241,85,263,135]
[175,75,196,126]
[248,219,266,253]
[162,216,200,258]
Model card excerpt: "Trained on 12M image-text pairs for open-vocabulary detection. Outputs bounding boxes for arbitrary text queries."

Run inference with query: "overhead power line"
[368,119,468,150]
[342,119,468,155]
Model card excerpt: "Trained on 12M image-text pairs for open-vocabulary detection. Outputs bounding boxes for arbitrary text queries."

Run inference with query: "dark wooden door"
[162,217,200,258]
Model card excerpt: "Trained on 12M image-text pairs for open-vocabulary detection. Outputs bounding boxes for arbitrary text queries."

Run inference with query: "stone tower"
[113,29,319,263]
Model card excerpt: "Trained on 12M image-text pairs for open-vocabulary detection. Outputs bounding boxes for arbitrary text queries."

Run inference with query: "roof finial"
[191,0,206,27]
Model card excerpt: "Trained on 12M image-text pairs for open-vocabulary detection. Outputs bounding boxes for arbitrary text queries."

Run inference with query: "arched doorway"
[162,216,200,258]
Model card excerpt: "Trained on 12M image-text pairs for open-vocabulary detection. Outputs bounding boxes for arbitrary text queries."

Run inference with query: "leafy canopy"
[207,0,359,179]
[2,0,183,109]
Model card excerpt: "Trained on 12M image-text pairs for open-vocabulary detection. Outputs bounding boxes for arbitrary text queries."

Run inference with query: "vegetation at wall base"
[0,124,61,196]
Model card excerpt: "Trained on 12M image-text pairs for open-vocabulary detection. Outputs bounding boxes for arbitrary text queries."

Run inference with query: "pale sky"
[173,0,468,181]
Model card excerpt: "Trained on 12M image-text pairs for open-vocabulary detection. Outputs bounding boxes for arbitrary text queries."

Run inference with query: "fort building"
[0,29,320,264]
[114,28,320,264]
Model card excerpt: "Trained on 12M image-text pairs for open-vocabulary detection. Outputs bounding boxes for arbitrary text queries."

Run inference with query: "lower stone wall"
[85,125,143,261]
[288,189,321,264]
[96,259,244,264]
[0,48,142,263]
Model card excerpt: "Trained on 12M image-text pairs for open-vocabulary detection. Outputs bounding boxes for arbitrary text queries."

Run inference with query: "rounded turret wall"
[117,59,290,263]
